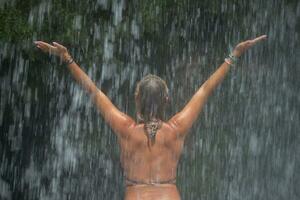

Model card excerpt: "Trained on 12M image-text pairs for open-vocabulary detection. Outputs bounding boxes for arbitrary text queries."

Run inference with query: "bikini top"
[125,177,177,187]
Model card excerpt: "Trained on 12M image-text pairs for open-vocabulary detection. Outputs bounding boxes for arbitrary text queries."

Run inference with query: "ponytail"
[144,119,162,141]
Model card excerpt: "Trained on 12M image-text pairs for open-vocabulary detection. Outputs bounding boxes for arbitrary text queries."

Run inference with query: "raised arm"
[169,35,267,137]
[34,41,135,138]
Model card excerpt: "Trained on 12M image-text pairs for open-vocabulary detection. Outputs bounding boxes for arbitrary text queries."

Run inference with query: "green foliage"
[0,7,33,42]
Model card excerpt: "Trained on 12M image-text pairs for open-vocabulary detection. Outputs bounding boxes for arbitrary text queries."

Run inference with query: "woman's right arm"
[168,35,267,137]
[34,41,135,138]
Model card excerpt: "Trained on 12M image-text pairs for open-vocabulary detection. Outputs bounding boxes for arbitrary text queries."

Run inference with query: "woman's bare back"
[119,122,184,199]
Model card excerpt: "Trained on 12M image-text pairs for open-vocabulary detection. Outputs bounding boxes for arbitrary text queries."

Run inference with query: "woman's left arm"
[34,41,135,137]
[168,35,267,137]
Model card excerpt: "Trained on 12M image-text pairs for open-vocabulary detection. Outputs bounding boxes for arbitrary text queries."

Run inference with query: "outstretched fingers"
[250,35,267,45]
[35,41,52,48]
[52,42,67,51]
[34,41,59,54]
[233,34,267,57]
[35,41,51,50]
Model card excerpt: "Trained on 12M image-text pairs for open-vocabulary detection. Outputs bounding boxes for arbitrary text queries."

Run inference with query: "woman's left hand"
[232,35,267,58]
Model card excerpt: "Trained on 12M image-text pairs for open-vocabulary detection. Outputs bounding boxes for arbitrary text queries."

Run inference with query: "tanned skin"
[34,35,266,200]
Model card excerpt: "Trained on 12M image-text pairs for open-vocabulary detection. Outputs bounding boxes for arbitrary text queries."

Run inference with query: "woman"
[34,35,267,200]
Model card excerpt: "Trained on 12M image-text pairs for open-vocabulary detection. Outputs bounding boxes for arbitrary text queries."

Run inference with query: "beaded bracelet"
[65,57,74,65]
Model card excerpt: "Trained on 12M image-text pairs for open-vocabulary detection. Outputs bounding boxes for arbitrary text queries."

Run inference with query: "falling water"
[0,0,299,199]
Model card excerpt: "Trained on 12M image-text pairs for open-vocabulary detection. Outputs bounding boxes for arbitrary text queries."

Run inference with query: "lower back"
[124,184,181,200]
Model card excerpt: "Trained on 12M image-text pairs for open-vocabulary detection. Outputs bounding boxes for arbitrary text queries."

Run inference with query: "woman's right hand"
[34,41,71,62]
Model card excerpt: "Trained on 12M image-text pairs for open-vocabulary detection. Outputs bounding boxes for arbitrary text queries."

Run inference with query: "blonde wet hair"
[135,74,169,143]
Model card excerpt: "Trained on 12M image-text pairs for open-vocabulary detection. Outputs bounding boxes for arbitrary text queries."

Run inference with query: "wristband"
[225,53,238,66]
[224,58,233,65]
[229,53,238,63]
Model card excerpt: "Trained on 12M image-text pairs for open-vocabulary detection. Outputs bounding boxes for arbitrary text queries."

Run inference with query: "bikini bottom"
[125,177,176,187]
